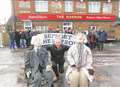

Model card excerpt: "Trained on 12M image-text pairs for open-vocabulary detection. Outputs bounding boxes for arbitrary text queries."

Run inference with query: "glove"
[71,65,77,70]
[71,65,76,67]
[26,71,31,78]
[88,69,95,75]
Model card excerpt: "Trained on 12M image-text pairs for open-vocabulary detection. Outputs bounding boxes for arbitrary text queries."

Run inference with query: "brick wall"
[13,0,120,39]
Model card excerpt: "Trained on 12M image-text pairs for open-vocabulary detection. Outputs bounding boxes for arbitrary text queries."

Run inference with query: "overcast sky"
[0,0,12,24]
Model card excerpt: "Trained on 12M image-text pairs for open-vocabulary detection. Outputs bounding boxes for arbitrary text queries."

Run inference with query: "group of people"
[87,29,107,51]
[9,29,41,50]
[25,32,94,87]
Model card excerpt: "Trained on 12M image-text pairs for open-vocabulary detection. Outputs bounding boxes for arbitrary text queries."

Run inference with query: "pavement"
[0,48,26,87]
[91,42,120,87]
[0,42,120,87]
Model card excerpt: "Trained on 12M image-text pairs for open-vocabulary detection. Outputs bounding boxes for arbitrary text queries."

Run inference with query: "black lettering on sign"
[43,39,47,44]
[44,33,57,39]
[62,34,68,39]
[62,34,73,40]
[44,34,48,38]
[43,39,51,44]
[69,41,74,45]
[68,35,72,40]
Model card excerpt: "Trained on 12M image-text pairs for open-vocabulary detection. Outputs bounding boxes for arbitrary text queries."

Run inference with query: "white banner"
[42,33,75,46]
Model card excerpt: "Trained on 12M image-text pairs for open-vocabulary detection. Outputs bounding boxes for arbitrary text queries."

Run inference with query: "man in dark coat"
[9,30,16,50]
[98,30,107,51]
[25,35,49,87]
[46,38,69,82]
[25,30,32,47]
[15,30,21,48]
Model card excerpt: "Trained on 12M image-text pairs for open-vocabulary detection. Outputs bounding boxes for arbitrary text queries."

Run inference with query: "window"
[65,1,73,12]
[35,26,48,33]
[24,21,32,30]
[50,1,62,13]
[19,1,30,9]
[35,1,48,12]
[63,22,73,32]
[88,1,101,13]
[103,3,112,14]
[76,2,86,13]
[89,25,96,30]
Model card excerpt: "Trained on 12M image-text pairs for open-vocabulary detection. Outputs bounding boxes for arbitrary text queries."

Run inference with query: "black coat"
[25,47,48,84]
[46,45,69,63]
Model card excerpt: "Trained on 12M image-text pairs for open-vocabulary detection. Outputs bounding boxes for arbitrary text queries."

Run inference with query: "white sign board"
[42,33,75,46]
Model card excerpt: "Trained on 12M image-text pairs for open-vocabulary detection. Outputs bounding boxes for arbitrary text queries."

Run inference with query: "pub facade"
[13,0,120,39]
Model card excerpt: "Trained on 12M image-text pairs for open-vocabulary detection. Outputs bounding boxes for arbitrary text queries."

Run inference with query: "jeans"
[52,61,64,78]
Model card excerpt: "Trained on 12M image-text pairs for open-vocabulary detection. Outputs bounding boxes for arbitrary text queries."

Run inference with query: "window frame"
[64,1,74,12]
[88,1,101,13]
[34,0,48,13]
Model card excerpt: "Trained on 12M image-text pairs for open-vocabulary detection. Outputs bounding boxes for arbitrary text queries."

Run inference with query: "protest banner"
[41,33,75,46]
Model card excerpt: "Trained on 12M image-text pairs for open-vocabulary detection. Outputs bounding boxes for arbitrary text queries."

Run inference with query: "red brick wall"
[13,0,120,39]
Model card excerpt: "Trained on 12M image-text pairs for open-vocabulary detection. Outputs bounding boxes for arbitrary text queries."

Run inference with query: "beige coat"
[66,44,94,83]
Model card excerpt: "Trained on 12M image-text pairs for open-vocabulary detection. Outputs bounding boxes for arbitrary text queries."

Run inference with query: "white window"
[63,22,73,32]
[35,1,48,12]
[88,1,101,13]
[50,1,62,13]
[65,1,73,12]
[103,3,112,14]
[76,2,86,13]
[89,25,96,30]
[24,20,32,30]
[35,26,48,33]
[19,1,30,9]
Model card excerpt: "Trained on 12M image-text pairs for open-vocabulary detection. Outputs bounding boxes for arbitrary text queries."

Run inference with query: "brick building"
[12,0,120,39]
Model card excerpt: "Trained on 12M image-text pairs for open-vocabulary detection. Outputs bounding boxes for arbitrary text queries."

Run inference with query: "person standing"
[66,33,94,87]
[46,37,69,82]
[15,30,21,48]
[20,30,27,48]
[9,30,16,50]
[98,30,107,51]
[25,30,32,47]
[88,31,96,49]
